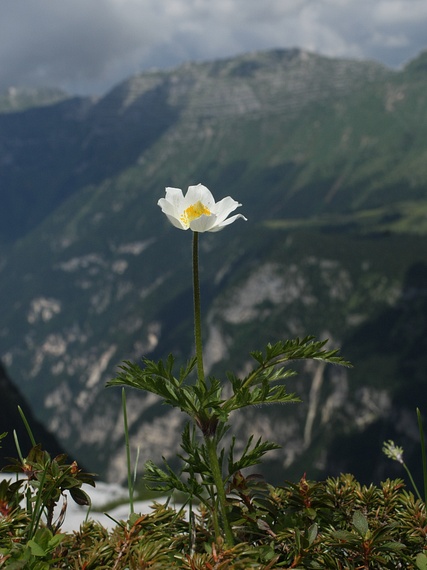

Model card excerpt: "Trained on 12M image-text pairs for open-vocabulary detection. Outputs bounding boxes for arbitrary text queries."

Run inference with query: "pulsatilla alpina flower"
[158,183,247,232]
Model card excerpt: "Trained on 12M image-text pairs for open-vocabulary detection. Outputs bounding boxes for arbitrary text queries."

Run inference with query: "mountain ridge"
[0,48,426,484]
[0,47,404,244]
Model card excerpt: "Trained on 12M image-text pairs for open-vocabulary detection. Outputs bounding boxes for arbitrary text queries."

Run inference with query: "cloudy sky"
[1,0,426,96]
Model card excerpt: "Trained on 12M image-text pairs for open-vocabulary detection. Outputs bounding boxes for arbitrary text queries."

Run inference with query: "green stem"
[402,461,423,503]
[207,483,221,539]
[192,232,232,543]
[122,388,134,515]
[205,435,234,546]
[193,232,205,387]
[28,461,49,539]
[416,407,427,507]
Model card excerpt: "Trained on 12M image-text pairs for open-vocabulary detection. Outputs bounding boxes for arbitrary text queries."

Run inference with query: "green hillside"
[0,48,426,485]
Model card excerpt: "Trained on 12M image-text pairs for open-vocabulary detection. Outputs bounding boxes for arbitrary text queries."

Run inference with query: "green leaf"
[416,553,427,570]
[307,522,318,546]
[48,533,65,549]
[381,541,405,551]
[305,507,317,520]
[352,510,369,536]
[227,434,281,477]
[332,530,358,542]
[27,539,46,557]
[69,486,91,506]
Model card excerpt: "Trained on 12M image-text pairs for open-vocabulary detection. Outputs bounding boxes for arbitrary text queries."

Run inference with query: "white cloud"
[0,0,426,95]
[373,0,427,24]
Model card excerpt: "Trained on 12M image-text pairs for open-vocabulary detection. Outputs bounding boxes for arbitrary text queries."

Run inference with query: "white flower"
[158,183,247,232]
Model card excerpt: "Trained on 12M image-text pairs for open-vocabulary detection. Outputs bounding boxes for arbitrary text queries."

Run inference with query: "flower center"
[180,201,211,227]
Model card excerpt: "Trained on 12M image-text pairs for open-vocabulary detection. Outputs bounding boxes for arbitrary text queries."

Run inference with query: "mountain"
[0,48,426,485]
[0,361,64,466]
[0,87,68,114]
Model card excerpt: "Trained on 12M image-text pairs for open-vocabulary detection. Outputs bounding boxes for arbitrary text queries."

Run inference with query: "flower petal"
[189,213,218,232]
[162,187,185,214]
[213,213,247,231]
[184,184,215,210]
[211,196,242,225]
[158,188,188,229]
[164,213,188,230]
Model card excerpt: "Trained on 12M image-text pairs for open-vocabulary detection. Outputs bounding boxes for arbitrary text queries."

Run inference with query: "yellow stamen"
[180,201,211,227]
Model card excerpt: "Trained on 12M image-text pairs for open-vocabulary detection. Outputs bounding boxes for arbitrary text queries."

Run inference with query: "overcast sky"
[1,0,426,96]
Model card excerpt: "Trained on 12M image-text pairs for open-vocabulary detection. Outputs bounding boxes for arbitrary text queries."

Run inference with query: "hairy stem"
[192,232,233,543]
[193,232,205,387]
